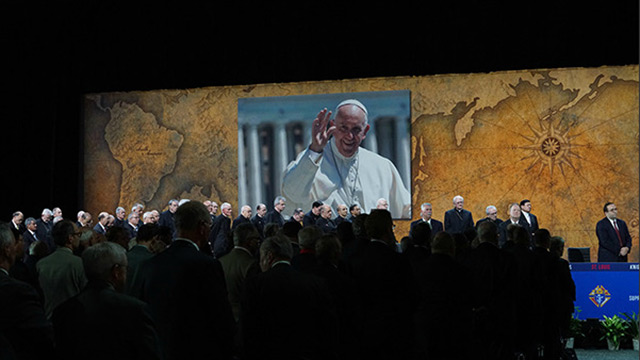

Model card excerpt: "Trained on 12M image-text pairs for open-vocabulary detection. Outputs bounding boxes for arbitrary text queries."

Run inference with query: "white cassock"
[281,138,411,218]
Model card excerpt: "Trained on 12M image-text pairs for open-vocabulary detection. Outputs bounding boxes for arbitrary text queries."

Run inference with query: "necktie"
[613,220,623,247]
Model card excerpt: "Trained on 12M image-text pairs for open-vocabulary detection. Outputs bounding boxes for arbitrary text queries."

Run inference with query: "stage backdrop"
[83,65,639,261]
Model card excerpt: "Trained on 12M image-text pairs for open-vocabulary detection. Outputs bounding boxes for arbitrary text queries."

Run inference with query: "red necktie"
[613,220,623,247]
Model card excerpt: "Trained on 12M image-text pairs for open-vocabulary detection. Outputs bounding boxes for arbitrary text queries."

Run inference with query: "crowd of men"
[0,195,632,359]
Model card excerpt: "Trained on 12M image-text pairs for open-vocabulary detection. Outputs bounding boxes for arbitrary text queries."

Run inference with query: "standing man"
[11,211,25,233]
[232,205,252,231]
[125,212,140,240]
[22,217,40,261]
[348,204,361,222]
[498,203,531,248]
[596,202,632,262]
[410,203,443,239]
[35,209,53,247]
[210,202,233,258]
[316,204,337,234]
[444,195,474,235]
[37,220,87,319]
[114,207,126,228]
[264,196,286,228]
[131,201,235,360]
[334,204,349,226]
[303,201,323,227]
[288,208,305,226]
[204,200,219,224]
[251,204,267,239]
[93,212,110,235]
[158,199,179,239]
[476,205,504,228]
[282,99,411,218]
[519,199,539,239]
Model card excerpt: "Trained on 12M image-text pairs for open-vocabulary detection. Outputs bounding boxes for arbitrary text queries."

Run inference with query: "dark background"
[2,2,638,220]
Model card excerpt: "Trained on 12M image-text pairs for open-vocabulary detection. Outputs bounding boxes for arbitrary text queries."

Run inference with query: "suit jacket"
[250,215,265,239]
[218,247,259,322]
[126,245,154,296]
[231,215,251,231]
[409,218,443,238]
[125,222,138,240]
[22,229,39,262]
[92,222,107,235]
[36,247,87,319]
[35,218,53,249]
[241,262,337,360]
[520,211,539,235]
[133,239,235,360]
[303,210,320,227]
[263,210,284,228]
[498,218,531,249]
[596,217,632,262]
[52,280,162,360]
[351,240,418,360]
[158,210,176,239]
[0,270,54,359]
[210,215,232,258]
[444,208,474,234]
[316,217,336,233]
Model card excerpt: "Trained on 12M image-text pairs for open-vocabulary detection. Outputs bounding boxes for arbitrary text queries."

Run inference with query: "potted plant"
[566,307,584,349]
[600,314,629,350]
[622,312,639,351]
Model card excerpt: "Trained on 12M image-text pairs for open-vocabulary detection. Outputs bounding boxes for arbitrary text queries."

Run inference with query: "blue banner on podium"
[570,263,639,319]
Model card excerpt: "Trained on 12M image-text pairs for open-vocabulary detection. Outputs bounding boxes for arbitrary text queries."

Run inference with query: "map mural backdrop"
[83,65,639,261]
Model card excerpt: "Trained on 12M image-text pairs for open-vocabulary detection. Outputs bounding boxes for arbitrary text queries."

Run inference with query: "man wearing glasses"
[475,205,504,228]
[282,99,411,219]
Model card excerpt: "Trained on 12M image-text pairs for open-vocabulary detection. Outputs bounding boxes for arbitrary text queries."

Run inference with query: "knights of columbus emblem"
[588,285,611,308]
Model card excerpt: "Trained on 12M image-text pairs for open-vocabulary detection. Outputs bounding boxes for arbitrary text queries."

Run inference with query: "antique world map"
[83,65,638,261]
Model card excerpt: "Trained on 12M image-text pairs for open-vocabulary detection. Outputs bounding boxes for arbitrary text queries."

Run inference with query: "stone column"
[272,122,288,197]
[246,123,262,206]
[363,119,378,153]
[394,117,411,188]
[238,125,247,206]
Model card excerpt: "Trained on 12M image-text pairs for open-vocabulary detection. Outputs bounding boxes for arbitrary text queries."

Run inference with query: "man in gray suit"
[37,220,87,318]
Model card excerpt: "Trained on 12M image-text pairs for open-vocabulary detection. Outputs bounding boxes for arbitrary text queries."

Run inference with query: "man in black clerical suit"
[209,202,233,258]
[52,242,162,360]
[250,203,267,239]
[351,209,418,360]
[519,199,539,239]
[264,196,286,228]
[158,199,179,239]
[231,205,252,231]
[498,203,531,249]
[303,201,323,227]
[132,201,235,360]
[410,202,443,239]
[241,235,337,360]
[0,222,54,360]
[315,204,337,234]
[444,195,474,234]
[35,208,53,248]
[114,207,127,228]
[334,204,349,226]
[596,202,632,262]
[475,205,504,228]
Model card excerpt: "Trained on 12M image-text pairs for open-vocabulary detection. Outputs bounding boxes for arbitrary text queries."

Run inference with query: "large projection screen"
[83,65,639,261]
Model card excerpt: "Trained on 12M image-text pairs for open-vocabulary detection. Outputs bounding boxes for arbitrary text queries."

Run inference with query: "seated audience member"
[219,223,261,323]
[132,201,234,360]
[291,225,322,273]
[241,235,337,360]
[0,222,54,359]
[52,242,162,359]
[37,220,87,319]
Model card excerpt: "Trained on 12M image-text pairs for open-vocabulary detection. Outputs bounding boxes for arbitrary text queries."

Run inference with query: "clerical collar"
[0,267,8,276]
[271,260,291,268]
[175,238,200,251]
[330,137,358,161]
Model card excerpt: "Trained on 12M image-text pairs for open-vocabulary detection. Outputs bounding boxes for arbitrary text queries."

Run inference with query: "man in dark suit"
[264,196,286,227]
[125,212,140,240]
[218,222,260,322]
[22,217,40,261]
[52,241,162,360]
[303,200,323,227]
[287,207,304,226]
[410,202,443,239]
[125,223,158,295]
[519,199,539,239]
[132,201,235,360]
[498,203,531,248]
[444,195,474,234]
[315,204,337,234]
[209,202,233,258]
[10,211,25,234]
[0,222,54,360]
[241,235,337,360]
[92,212,109,235]
[35,208,53,249]
[250,203,267,239]
[334,204,349,226]
[596,202,632,262]
[114,207,127,228]
[291,225,322,273]
[475,205,504,228]
[158,199,179,239]
[231,205,252,231]
[351,209,418,360]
